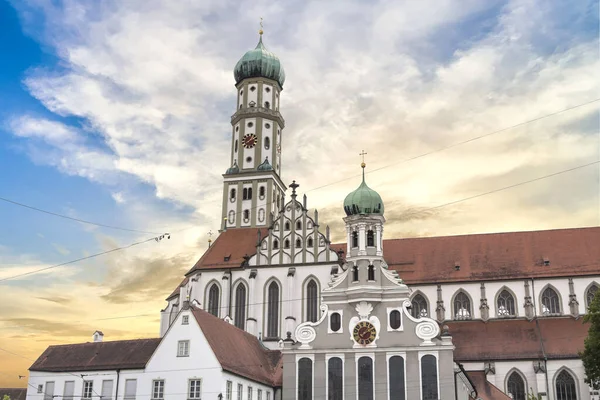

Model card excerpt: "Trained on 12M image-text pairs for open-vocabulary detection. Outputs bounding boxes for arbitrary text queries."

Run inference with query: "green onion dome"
[234,35,285,87]
[226,160,239,175]
[257,157,273,171]
[343,165,384,216]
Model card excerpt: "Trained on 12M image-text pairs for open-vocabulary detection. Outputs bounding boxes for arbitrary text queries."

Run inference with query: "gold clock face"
[242,134,258,149]
[353,321,377,345]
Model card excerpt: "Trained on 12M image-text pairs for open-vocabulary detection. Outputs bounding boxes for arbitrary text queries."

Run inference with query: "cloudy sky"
[1,0,599,385]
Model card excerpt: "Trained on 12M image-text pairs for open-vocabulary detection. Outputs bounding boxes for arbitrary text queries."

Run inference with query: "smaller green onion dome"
[226,160,239,175]
[234,36,285,87]
[343,166,384,216]
[257,157,273,171]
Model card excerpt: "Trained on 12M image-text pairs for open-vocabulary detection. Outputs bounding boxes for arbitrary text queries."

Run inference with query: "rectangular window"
[63,382,75,400]
[83,381,94,400]
[188,380,201,399]
[124,380,137,400]
[237,384,243,400]
[266,392,270,400]
[101,380,114,400]
[248,387,253,400]
[178,340,190,357]
[152,380,165,400]
[44,382,55,400]
[37,385,43,394]
[226,381,232,400]
[257,389,262,400]
[182,315,189,325]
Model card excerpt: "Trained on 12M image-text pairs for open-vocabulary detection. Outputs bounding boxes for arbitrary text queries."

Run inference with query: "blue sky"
[0,0,598,386]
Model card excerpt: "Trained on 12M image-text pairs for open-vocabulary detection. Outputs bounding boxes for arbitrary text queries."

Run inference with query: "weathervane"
[259,17,264,36]
[359,150,367,168]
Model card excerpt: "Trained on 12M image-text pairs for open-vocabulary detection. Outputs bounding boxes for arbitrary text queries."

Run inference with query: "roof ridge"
[45,338,160,348]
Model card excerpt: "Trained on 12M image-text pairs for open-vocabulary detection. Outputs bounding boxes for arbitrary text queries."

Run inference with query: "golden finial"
[259,17,264,36]
[359,150,367,168]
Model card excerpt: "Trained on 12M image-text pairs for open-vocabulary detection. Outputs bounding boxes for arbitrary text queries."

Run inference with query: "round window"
[246,156,252,163]
[247,122,254,128]
[265,123,271,129]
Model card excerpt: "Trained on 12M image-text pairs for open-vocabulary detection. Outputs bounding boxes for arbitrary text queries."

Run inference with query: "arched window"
[506,371,526,400]
[284,222,290,231]
[330,313,341,332]
[306,280,318,322]
[352,231,358,248]
[421,355,438,400]
[357,357,373,400]
[454,291,471,320]
[266,281,279,338]
[264,137,270,149]
[296,220,302,230]
[208,284,220,317]
[586,284,599,309]
[307,237,313,247]
[389,356,406,400]
[234,284,246,330]
[297,358,312,400]
[367,265,375,281]
[284,239,290,249]
[264,101,270,109]
[327,357,343,400]
[389,310,401,330]
[273,239,279,250]
[228,210,235,224]
[259,186,265,198]
[366,230,374,247]
[497,289,516,317]
[243,209,250,221]
[296,238,302,248]
[352,265,359,282]
[242,188,248,200]
[555,370,577,400]
[411,294,428,318]
[541,287,561,315]
[230,188,236,200]
[248,187,253,200]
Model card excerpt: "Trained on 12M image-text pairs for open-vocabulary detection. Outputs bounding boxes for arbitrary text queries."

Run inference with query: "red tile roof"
[0,389,26,400]
[465,371,511,400]
[191,306,282,386]
[29,338,161,372]
[449,317,589,361]
[332,226,600,283]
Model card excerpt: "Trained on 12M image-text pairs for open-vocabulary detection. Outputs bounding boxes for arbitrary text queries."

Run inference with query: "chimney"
[93,331,104,342]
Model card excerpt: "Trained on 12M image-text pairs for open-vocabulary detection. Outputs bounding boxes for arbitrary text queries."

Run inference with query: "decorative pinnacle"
[289,180,299,197]
[259,17,263,36]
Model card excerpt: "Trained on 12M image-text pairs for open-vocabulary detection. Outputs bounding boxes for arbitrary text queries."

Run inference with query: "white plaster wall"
[144,310,225,400]
[223,371,275,400]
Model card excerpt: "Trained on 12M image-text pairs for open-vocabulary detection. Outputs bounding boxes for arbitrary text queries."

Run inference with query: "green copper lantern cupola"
[343,162,384,216]
[233,32,285,87]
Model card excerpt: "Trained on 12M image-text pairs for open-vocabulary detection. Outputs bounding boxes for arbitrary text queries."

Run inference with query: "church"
[26,31,600,400]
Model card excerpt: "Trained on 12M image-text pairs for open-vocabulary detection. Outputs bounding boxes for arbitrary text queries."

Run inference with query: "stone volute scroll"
[294,302,328,349]
[402,299,440,346]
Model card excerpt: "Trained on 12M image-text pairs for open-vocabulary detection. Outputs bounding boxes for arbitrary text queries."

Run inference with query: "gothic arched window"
[307,237,313,247]
[453,291,471,320]
[411,294,428,318]
[296,220,302,230]
[367,265,375,281]
[555,370,577,400]
[352,266,359,282]
[586,284,599,309]
[273,239,279,250]
[234,284,246,330]
[284,239,290,249]
[306,280,318,322]
[327,357,343,400]
[389,356,406,400]
[506,371,526,400]
[497,289,516,317]
[366,230,374,247]
[358,357,373,400]
[352,231,358,248]
[541,287,561,315]
[285,222,290,231]
[297,358,312,400]
[208,283,219,317]
[296,238,302,248]
[266,281,279,338]
[421,355,438,400]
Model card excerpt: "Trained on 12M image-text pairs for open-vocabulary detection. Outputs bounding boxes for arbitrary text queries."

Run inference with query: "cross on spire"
[259,17,264,36]
[359,150,367,168]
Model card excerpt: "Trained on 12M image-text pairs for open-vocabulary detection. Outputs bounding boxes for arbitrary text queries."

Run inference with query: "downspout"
[532,277,551,400]
[114,369,120,400]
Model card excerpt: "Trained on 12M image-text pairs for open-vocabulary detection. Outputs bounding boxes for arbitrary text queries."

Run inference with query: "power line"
[0,196,164,235]
[0,234,170,283]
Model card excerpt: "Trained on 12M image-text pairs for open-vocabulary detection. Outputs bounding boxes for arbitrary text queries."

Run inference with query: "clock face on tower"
[242,134,258,149]
[352,321,377,345]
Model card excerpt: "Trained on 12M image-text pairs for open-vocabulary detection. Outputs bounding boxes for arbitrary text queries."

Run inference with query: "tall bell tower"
[221,26,287,230]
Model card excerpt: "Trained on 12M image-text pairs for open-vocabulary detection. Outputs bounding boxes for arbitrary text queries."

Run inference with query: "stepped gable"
[191,306,282,386]
[465,371,511,400]
[29,338,161,372]
[331,226,600,283]
[449,317,589,361]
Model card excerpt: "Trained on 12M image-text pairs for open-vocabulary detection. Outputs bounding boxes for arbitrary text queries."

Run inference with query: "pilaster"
[568,278,579,317]
[221,272,230,318]
[285,267,296,335]
[479,282,489,321]
[436,284,446,322]
[247,269,258,336]
[524,280,535,320]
